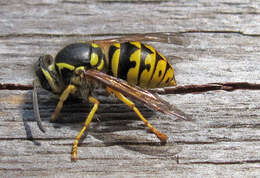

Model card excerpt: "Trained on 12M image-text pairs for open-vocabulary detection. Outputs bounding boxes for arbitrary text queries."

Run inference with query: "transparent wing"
[85,69,190,121]
[92,32,190,46]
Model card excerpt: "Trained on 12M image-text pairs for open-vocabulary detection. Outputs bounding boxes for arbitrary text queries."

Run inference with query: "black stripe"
[148,50,160,86]
[158,61,171,87]
[117,42,138,81]
[137,44,153,85]
[156,53,169,87]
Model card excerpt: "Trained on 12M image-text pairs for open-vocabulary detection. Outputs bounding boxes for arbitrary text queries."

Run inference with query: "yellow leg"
[51,85,77,122]
[71,96,99,161]
[106,87,168,143]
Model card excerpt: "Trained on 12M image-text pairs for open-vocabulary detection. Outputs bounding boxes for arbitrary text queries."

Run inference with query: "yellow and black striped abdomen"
[108,42,177,88]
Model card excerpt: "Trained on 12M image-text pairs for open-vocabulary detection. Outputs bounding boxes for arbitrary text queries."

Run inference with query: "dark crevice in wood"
[0,168,45,171]
[0,137,75,141]
[0,32,183,39]
[149,82,260,94]
[1,82,260,94]
[215,12,260,15]
[176,139,260,144]
[78,157,134,161]
[183,160,260,165]
[55,141,167,147]
[175,141,216,145]
[0,83,33,90]
[210,123,260,129]
[0,30,259,40]
[73,0,169,4]
[0,33,117,39]
[182,30,260,37]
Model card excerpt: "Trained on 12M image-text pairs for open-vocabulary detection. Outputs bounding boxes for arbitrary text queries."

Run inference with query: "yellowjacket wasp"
[33,33,190,161]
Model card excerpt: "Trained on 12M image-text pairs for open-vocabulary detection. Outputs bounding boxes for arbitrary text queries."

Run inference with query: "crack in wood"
[1,82,260,94]
[182,30,260,37]
[149,82,260,94]
[182,160,260,165]
[1,30,259,40]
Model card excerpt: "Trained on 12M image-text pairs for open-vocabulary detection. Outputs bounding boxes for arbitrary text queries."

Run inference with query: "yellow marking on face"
[41,68,53,83]
[56,63,75,72]
[41,68,59,93]
[48,63,56,72]
[127,47,141,85]
[90,53,99,67]
[111,43,120,77]
[149,60,167,88]
[97,59,104,70]
[139,45,156,88]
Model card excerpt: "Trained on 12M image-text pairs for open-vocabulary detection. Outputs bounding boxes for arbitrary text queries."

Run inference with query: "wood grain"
[0,0,260,177]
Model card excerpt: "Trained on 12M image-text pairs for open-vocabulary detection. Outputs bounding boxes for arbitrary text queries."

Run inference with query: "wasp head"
[35,55,65,94]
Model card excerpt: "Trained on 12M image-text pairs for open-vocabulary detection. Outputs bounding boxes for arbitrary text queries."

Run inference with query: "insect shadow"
[22,88,181,157]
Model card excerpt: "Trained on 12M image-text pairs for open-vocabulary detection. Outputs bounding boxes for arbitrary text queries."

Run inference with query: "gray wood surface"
[0,0,260,177]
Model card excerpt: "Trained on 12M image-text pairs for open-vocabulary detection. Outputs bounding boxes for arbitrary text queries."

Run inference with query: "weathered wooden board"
[0,0,260,177]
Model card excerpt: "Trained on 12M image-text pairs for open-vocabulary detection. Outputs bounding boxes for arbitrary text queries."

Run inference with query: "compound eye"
[42,55,55,67]
[39,55,56,72]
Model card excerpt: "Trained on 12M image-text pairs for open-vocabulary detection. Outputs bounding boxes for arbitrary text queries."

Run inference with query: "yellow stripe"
[41,68,54,84]
[127,47,141,85]
[111,43,120,77]
[56,63,75,71]
[160,67,175,87]
[90,53,99,67]
[130,41,141,48]
[97,59,104,70]
[91,43,99,48]
[41,68,59,93]
[149,60,166,88]
[114,43,120,48]
[139,44,156,88]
